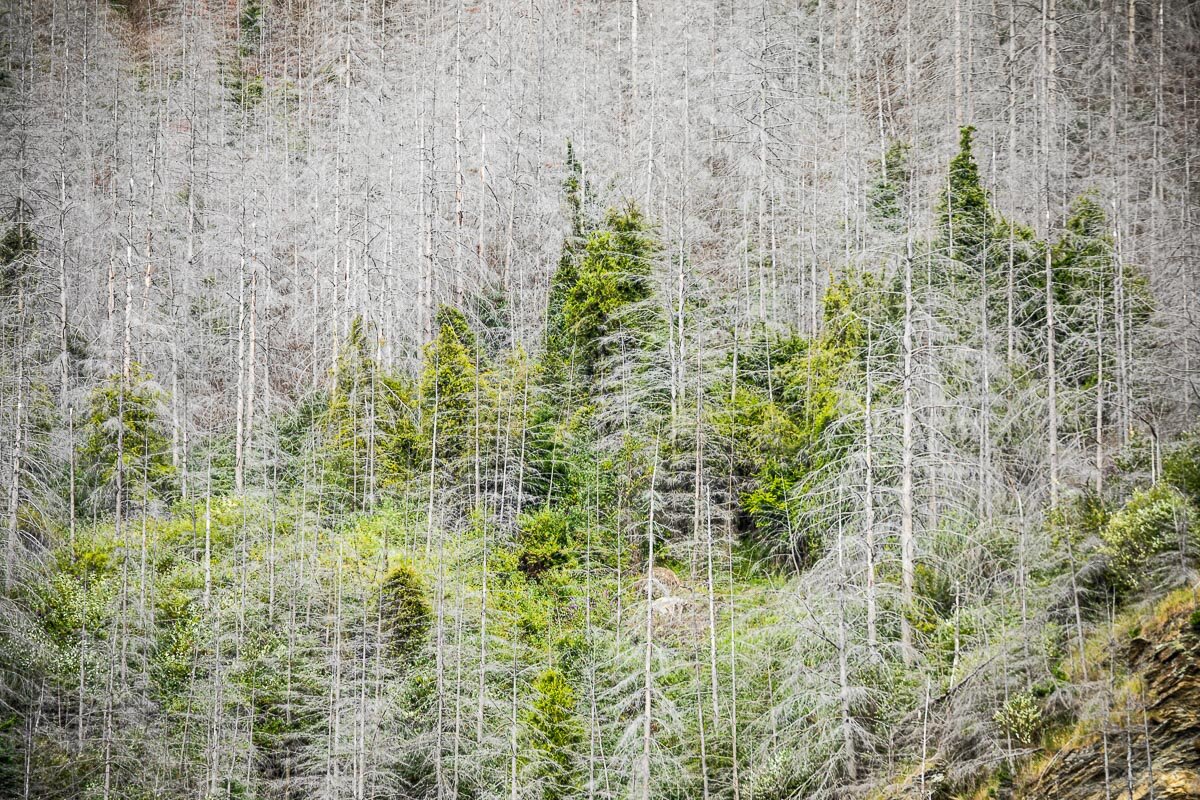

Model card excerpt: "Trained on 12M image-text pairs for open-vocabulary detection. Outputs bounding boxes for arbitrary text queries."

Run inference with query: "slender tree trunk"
[245,267,257,490]
[640,439,660,800]
[234,250,247,494]
[900,236,917,663]
[864,324,878,654]
[5,328,22,591]
[453,5,465,309]
[58,171,70,404]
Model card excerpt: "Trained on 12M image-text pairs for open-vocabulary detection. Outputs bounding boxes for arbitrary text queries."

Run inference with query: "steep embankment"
[1018,593,1200,800]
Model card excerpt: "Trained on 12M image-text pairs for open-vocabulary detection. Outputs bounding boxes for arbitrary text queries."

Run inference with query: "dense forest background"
[1,0,1200,798]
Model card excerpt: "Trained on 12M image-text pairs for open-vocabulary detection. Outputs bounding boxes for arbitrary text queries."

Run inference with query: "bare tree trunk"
[835,513,856,779]
[234,249,247,495]
[1042,0,1060,507]
[6,350,22,587]
[705,487,720,726]
[864,324,878,654]
[953,0,964,127]
[453,5,465,309]
[245,267,257,491]
[58,171,69,404]
[640,439,660,800]
[1096,301,1105,493]
[6,312,24,590]
[123,175,133,384]
[900,236,917,663]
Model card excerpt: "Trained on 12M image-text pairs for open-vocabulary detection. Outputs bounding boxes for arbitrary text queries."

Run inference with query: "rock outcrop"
[1019,601,1200,800]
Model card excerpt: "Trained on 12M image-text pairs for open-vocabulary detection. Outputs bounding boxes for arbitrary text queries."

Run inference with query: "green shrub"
[1053,490,1109,539]
[381,562,432,661]
[1164,434,1200,506]
[0,716,20,798]
[420,306,481,468]
[0,223,36,297]
[557,204,656,377]
[520,668,583,800]
[905,561,955,637]
[1102,483,1193,593]
[939,126,992,261]
[869,140,910,226]
[743,748,811,800]
[516,508,577,580]
[993,692,1042,746]
[79,364,176,511]
[320,318,419,510]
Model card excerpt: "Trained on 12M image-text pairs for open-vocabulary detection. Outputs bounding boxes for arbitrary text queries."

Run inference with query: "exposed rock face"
[1019,608,1200,800]
[642,566,681,598]
[631,566,712,637]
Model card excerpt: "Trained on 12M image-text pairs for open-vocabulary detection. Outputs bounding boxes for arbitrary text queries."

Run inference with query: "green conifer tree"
[320,316,418,509]
[939,126,992,263]
[420,306,481,469]
[559,203,657,378]
[381,561,433,661]
[520,668,584,800]
[0,222,36,299]
[79,364,175,512]
[869,140,911,227]
[545,142,593,378]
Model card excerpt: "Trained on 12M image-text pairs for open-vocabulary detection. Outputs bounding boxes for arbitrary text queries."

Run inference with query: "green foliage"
[485,507,594,656]
[545,248,581,379]
[79,364,176,512]
[152,602,200,697]
[239,0,263,51]
[718,273,878,566]
[1033,193,1152,391]
[381,561,432,661]
[520,668,584,800]
[274,389,329,478]
[226,0,265,117]
[869,140,910,226]
[1065,490,1111,539]
[562,139,587,238]
[556,203,657,377]
[320,317,419,509]
[234,629,316,780]
[744,748,811,800]
[1046,490,1112,566]
[908,562,955,636]
[0,716,21,799]
[420,306,482,467]
[467,283,515,356]
[993,692,1042,746]
[1164,433,1200,506]
[1063,191,1107,240]
[820,270,877,355]
[741,464,801,556]
[523,389,594,506]
[1,222,37,297]
[1052,194,1119,313]
[233,71,264,107]
[36,571,115,652]
[1102,483,1194,593]
[544,143,600,379]
[517,507,578,580]
[5,116,1193,800]
[1113,432,1155,477]
[939,126,992,261]
[718,384,801,474]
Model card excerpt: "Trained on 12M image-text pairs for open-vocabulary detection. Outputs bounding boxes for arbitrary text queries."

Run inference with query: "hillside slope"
[0,1,1199,799]
[1019,594,1200,800]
